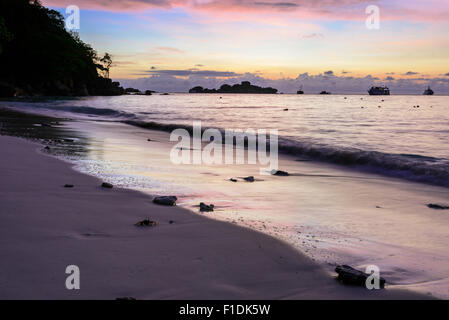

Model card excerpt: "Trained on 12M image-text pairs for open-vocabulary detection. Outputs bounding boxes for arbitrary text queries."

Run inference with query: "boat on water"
[319,91,331,95]
[423,86,434,95]
[297,85,304,94]
[368,86,390,95]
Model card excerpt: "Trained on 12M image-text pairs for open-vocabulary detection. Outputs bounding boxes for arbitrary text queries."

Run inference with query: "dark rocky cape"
[0,0,124,97]
[189,81,278,94]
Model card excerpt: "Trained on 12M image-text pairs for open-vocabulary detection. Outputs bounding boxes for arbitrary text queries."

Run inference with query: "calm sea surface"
[5,94,449,186]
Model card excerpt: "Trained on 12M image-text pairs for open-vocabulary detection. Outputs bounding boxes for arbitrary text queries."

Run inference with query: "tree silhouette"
[99,53,113,79]
[0,17,13,55]
[0,0,124,96]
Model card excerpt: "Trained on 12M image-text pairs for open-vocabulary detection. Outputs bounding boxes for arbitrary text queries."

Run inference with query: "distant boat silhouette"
[297,85,304,94]
[423,86,434,95]
[319,91,331,95]
[368,86,390,95]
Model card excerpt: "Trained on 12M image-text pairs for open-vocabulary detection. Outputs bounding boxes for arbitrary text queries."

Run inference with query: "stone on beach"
[243,176,255,182]
[64,184,74,188]
[101,182,113,189]
[135,219,157,227]
[272,170,289,176]
[199,202,214,212]
[427,203,449,210]
[153,196,177,206]
[335,265,386,288]
[229,178,237,182]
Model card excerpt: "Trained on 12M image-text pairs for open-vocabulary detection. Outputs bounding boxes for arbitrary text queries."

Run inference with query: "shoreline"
[0,133,431,299]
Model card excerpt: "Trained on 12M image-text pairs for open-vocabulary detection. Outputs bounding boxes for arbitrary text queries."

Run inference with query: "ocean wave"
[278,138,449,187]
[124,119,449,188]
[7,102,136,119]
[48,105,136,118]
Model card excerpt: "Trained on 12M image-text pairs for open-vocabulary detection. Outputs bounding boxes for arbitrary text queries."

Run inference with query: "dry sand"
[0,135,430,299]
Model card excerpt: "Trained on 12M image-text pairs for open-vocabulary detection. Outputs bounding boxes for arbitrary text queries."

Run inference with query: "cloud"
[254,2,299,9]
[42,0,178,11]
[156,47,185,53]
[444,73,449,76]
[301,33,324,39]
[324,70,334,76]
[144,69,242,77]
[385,76,395,80]
[403,71,419,76]
[116,71,449,94]
[42,0,449,21]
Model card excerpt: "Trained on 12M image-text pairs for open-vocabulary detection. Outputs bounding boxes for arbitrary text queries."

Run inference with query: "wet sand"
[0,134,430,299]
[62,119,449,299]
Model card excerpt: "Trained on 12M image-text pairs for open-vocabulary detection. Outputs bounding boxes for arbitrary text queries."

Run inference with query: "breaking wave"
[125,119,449,188]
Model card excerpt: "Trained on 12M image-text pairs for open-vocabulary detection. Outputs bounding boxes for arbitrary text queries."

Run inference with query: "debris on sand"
[243,176,255,182]
[101,182,113,189]
[64,184,74,188]
[153,196,177,206]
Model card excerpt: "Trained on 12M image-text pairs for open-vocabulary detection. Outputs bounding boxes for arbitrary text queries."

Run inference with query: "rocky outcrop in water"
[189,81,277,94]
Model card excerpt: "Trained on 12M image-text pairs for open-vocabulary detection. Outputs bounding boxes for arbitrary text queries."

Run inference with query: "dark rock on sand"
[272,170,289,176]
[153,196,177,206]
[335,265,386,288]
[230,178,237,182]
[427,203,449,210]
[199,202,214,212]
[135,219,157,227]
[44,146,50,150]
[169,220,175,224]
[243,176,255,182]
[101,182,113,189]
[64,184,74,188]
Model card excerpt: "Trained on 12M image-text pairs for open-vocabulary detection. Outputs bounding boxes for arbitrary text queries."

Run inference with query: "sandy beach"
[0,134,431,299]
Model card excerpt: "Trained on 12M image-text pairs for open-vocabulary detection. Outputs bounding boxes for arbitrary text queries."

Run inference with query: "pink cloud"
[42,0,449,22]
[42,0,186,11]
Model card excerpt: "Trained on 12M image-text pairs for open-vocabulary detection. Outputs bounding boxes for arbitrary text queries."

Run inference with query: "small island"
[189,81,278,94]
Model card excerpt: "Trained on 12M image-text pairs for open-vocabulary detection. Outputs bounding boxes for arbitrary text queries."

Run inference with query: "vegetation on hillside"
[0,0,124,97]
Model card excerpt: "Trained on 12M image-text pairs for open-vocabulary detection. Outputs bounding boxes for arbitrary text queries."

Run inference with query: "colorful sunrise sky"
[43,0,449,93]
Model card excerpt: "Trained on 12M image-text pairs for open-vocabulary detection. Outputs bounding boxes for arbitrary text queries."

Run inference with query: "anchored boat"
[423,86,434,95]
